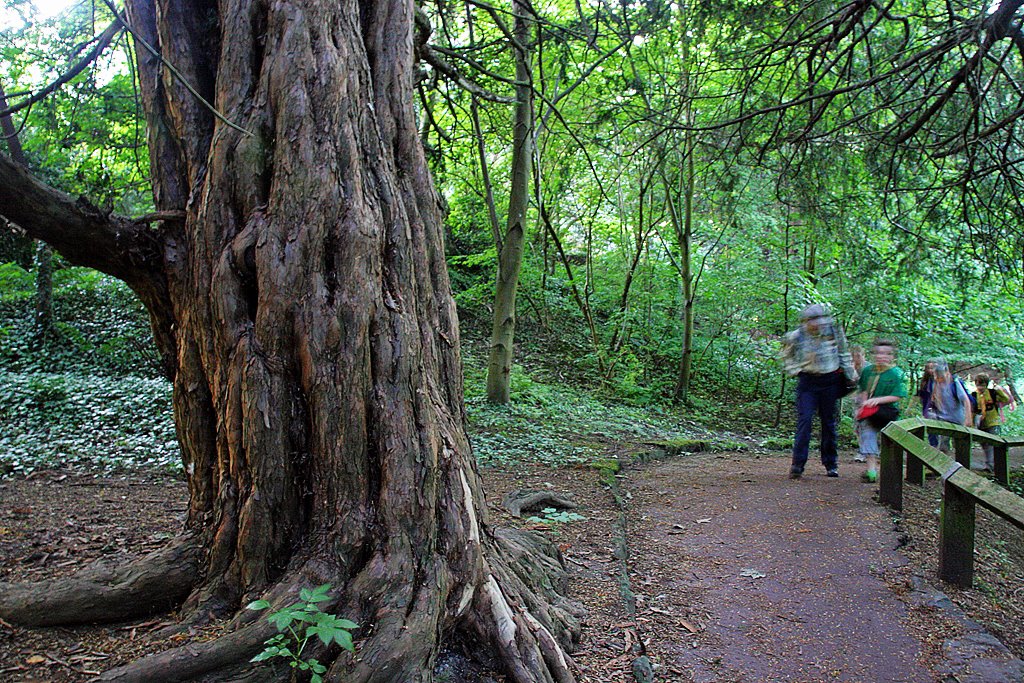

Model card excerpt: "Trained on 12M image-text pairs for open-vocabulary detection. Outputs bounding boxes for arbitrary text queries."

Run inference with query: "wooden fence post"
[905,452,924,486]
[994,443,1009,486]
[879,432,902,510]
[953,433,971,468]
[938,466,975,588]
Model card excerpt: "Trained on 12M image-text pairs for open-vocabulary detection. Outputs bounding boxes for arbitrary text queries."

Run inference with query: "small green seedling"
[247,583,358,683]
[526,507,587,526]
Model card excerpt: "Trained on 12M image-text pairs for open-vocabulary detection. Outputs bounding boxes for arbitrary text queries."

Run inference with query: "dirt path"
[623,451,1024,683]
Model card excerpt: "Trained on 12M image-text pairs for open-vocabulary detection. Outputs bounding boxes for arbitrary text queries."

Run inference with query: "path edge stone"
[908,574,1024,683]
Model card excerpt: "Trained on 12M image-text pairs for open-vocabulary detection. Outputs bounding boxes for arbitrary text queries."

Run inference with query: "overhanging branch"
[0,152,165,289]
[0,18,124,120]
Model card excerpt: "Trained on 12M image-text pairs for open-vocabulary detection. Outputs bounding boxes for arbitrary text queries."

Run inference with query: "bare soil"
[1,447,1022,682]
[624,450,1024,682]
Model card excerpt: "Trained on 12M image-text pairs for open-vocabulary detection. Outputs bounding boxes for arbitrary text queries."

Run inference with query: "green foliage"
[0,370,178,474]
[0,262,34,296]
[463,355,689,467]
[761,436,794,451]
[525,507,588,526]
[4,0,1024,488]
[2,2,152,215]
[0,265,158,377]
[247,584,357,683]
[1008,469,1024,499]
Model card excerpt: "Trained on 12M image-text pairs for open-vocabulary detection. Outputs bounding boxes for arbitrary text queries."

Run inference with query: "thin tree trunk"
[672,138,696,405]
[0,82,54,343]
[606,176,654,365]
[774,217,793,428]
[539,203,604,370]
[34,242,54,342]
[486,0,534,404]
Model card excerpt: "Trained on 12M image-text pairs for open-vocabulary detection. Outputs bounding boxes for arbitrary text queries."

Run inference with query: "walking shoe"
[853,455,866,463]
[826,468,839,478]
[861,470,877,483]
[789,467,803,480]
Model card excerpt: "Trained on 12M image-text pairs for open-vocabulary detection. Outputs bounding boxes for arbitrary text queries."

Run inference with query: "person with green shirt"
[856,339,907,483]
[972,373,1011,471]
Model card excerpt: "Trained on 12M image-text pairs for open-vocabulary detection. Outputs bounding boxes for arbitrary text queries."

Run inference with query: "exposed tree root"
[95,561,333,682]
[0,536,201,626]
[91,527,582,683]
[96,618,278,683]
[1,517,582,683]
[465,528,584,683]
[502,489,578,518]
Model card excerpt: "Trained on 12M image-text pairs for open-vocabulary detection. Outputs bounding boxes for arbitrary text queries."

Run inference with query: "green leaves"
[299,584,332,604]
[247,584,358,676]
[2,2,153,215]
[0,369,179,475]
[526,507,588,526]
[308,613,359,648]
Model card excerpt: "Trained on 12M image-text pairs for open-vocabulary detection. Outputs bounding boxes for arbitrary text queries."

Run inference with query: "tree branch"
[0,152,164,288]
[419,45,516,103]
[0,18,124,119]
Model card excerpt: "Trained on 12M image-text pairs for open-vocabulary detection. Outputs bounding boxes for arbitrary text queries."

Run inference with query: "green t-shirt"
[858,364,908,405]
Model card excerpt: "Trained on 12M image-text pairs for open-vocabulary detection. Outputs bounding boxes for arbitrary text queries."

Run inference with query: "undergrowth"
[0,265,778,476]
[0,370,179,474]
[0,264,158,377]
[462,356,729,467]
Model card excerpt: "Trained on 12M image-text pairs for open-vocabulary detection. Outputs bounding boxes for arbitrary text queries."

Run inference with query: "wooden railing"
[878,418,1024,588]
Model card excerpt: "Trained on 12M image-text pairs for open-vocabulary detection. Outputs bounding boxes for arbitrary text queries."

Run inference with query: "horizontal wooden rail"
[878,419,1024,588]
[899,417,1015,485]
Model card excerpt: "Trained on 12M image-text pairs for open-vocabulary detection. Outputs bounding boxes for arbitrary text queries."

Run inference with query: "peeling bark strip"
[0,0,582,680]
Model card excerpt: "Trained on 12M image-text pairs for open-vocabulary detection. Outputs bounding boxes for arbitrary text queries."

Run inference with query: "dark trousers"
[792,371,842,471]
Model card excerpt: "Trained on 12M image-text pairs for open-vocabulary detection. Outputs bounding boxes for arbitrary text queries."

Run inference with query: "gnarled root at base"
[94,560,337,682]
[96,618,280,683]
[0,535,202,626]
[327,526,582,683]
[1,526,583,683]
[464,527,584,683]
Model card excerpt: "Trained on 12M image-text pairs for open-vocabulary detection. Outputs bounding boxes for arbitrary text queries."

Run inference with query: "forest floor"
[1,445,1023,682]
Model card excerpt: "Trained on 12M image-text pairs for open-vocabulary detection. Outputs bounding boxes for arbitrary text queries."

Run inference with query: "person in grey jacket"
[780,304,857,479]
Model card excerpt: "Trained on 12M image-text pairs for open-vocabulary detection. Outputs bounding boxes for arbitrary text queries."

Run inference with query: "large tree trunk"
[0,1,580,681]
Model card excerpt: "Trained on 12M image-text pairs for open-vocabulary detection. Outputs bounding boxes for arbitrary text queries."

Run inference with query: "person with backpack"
[915,360,940,448]
[925,359,973,453]
[855,339,906,482]
[780,303,857,479]
[972,373,1011,471]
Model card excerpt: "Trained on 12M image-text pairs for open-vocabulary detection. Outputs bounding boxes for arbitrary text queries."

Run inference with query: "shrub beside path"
[622,451,1024,683]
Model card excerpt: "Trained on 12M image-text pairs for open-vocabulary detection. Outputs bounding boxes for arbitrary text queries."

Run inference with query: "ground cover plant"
[0,264,157,377]
[0,370,178,475]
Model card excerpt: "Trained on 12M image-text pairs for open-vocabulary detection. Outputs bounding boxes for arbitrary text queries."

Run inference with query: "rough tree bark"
[0,1,581,681]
